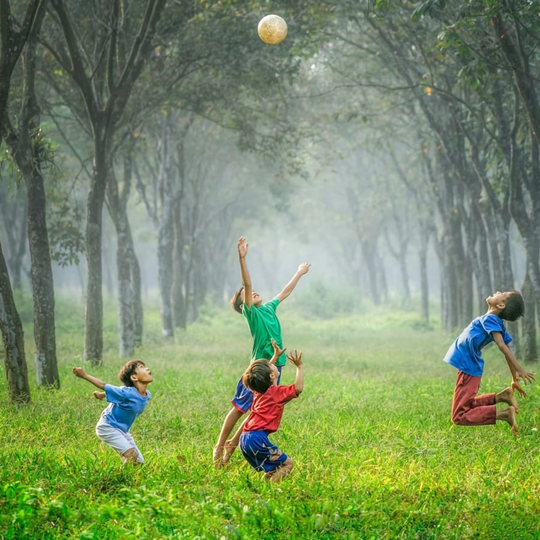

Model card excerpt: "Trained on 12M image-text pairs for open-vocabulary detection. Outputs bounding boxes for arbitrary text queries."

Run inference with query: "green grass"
[1,297,540,539]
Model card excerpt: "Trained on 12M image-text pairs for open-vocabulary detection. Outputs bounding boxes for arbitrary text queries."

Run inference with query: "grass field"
[1,297,540,539]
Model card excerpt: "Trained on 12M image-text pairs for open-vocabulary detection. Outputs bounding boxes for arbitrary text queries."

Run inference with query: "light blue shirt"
[101,384,151,433]
[443,314,512,377]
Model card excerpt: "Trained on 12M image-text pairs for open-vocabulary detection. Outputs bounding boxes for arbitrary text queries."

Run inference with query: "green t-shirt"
[242,298,286,367]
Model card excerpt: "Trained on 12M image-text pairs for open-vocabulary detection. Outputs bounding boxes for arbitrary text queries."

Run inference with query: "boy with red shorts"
[240,343,304,482]
[444,290,534,435]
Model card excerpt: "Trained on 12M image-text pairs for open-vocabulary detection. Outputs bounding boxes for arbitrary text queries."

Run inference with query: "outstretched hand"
[270,338,286,364]
[93,391,105,400]
[512,369,535,398]
[298,263,311,275]
[287,350,303,367]
[512,380,527,398]
[72,367,86,378]
[237,236,248,259]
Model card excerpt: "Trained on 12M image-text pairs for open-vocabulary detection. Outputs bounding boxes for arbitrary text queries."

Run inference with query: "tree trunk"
[158,208,174,337]
[4,5,59,387]
[114,214,135,357]
[419,240,429,325]
[25,162,59,387]
[84,135,109,365]
[131,253,143,348]
[521,270,537,363]
[361,239,380,306]
[157,120,175,338]
[0,239,30,403]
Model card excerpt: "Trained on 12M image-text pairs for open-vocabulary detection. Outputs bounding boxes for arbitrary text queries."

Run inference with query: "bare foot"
[496,387,519,413]
[213,445,224,468]
[223,440,237,464]
[497,406,518,436]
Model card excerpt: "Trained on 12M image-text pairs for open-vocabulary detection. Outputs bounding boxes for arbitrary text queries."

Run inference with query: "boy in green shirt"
[213,236,310,467]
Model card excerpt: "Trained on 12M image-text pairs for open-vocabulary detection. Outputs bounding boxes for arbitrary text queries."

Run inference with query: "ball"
[257,14,288,45]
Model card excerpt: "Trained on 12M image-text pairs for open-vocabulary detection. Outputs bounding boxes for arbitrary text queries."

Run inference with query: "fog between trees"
[0,0,539,402]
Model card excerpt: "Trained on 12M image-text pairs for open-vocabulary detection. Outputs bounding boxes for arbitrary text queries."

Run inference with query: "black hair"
[230,287,244,314]
[499,290,525,322]
[242,360,273,394]
[118,359,145,387]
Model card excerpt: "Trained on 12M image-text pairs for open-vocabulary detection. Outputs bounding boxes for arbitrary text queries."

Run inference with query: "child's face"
[132,363,153,384]
[269,363,280,386]
[486,291,512,309]
[241,289,263,307]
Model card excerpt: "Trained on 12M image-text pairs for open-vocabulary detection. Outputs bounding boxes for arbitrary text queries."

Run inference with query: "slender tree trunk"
[361,239,380,306]
[0,239,30,403]
[157,120,175,338]
[131,252,143,348]
[114,213,135,357]
[419,236,429,325]
[84,134,109,365]
[521,269,537,363]
[25,164,59,387]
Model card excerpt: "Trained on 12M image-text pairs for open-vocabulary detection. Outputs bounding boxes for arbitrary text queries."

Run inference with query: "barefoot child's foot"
[496,387,519,413]
[213,445,224,468]
[497,406,518,436]
[223,440,237,464]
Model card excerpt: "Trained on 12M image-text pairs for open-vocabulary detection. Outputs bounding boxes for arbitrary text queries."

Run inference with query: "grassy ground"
[1,298,540,539]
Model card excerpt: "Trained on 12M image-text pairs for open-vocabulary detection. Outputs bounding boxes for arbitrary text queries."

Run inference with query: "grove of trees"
[1,0,540,402]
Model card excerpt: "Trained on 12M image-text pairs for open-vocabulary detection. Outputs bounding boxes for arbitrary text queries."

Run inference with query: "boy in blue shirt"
[213,236,310,467]
[444,290,534,435]
[72,360,153,464]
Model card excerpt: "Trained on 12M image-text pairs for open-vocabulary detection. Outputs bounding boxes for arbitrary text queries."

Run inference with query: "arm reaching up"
[493,332,535,397]
[269,338,286,365]
[276,263,311,303]
[238,237,253,309]
[287,350,304,395]
[72,367,106,390]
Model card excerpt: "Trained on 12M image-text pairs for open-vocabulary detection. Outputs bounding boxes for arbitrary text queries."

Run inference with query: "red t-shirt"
[243,384,298,433]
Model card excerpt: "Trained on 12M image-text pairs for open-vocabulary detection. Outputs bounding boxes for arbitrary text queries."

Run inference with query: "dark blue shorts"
[239,430,288,472]
[231,365,282,413]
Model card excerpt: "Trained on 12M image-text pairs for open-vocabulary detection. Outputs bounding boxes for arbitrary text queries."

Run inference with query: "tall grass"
[0,295,539,538]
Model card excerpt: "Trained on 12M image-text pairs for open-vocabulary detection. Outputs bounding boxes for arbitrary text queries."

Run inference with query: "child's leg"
[96,419,142,463]
[214,376,254,466]
[223,415,249,464]
[123,431,144,464]
[451,371,496,426]
[214,407,244,465]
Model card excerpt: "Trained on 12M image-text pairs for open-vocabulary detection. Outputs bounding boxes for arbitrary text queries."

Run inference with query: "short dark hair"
[242,360,273,394]
[499,291,525,322]
[230,287,244,314]
[118,360,145,387]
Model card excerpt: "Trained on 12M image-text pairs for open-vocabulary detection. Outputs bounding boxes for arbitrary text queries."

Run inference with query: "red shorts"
[451,371,496,426]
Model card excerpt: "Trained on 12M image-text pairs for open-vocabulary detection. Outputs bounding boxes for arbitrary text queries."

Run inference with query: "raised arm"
[287,350,304,395]
[72,367,106,390]
[269,338,286,365]
[493,332,535,396]
[276,263,311,303]
[238,237,253,309]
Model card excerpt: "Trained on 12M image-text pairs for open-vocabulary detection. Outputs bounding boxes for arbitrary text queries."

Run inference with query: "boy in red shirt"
[240,342,304,482]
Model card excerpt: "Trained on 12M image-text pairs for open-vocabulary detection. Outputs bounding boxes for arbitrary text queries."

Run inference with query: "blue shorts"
[239,430,288,472]
[231,365,282,413]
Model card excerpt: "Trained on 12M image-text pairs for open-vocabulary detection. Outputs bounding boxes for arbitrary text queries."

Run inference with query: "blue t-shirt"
[101,384,151,433]
[443,314,512,377]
